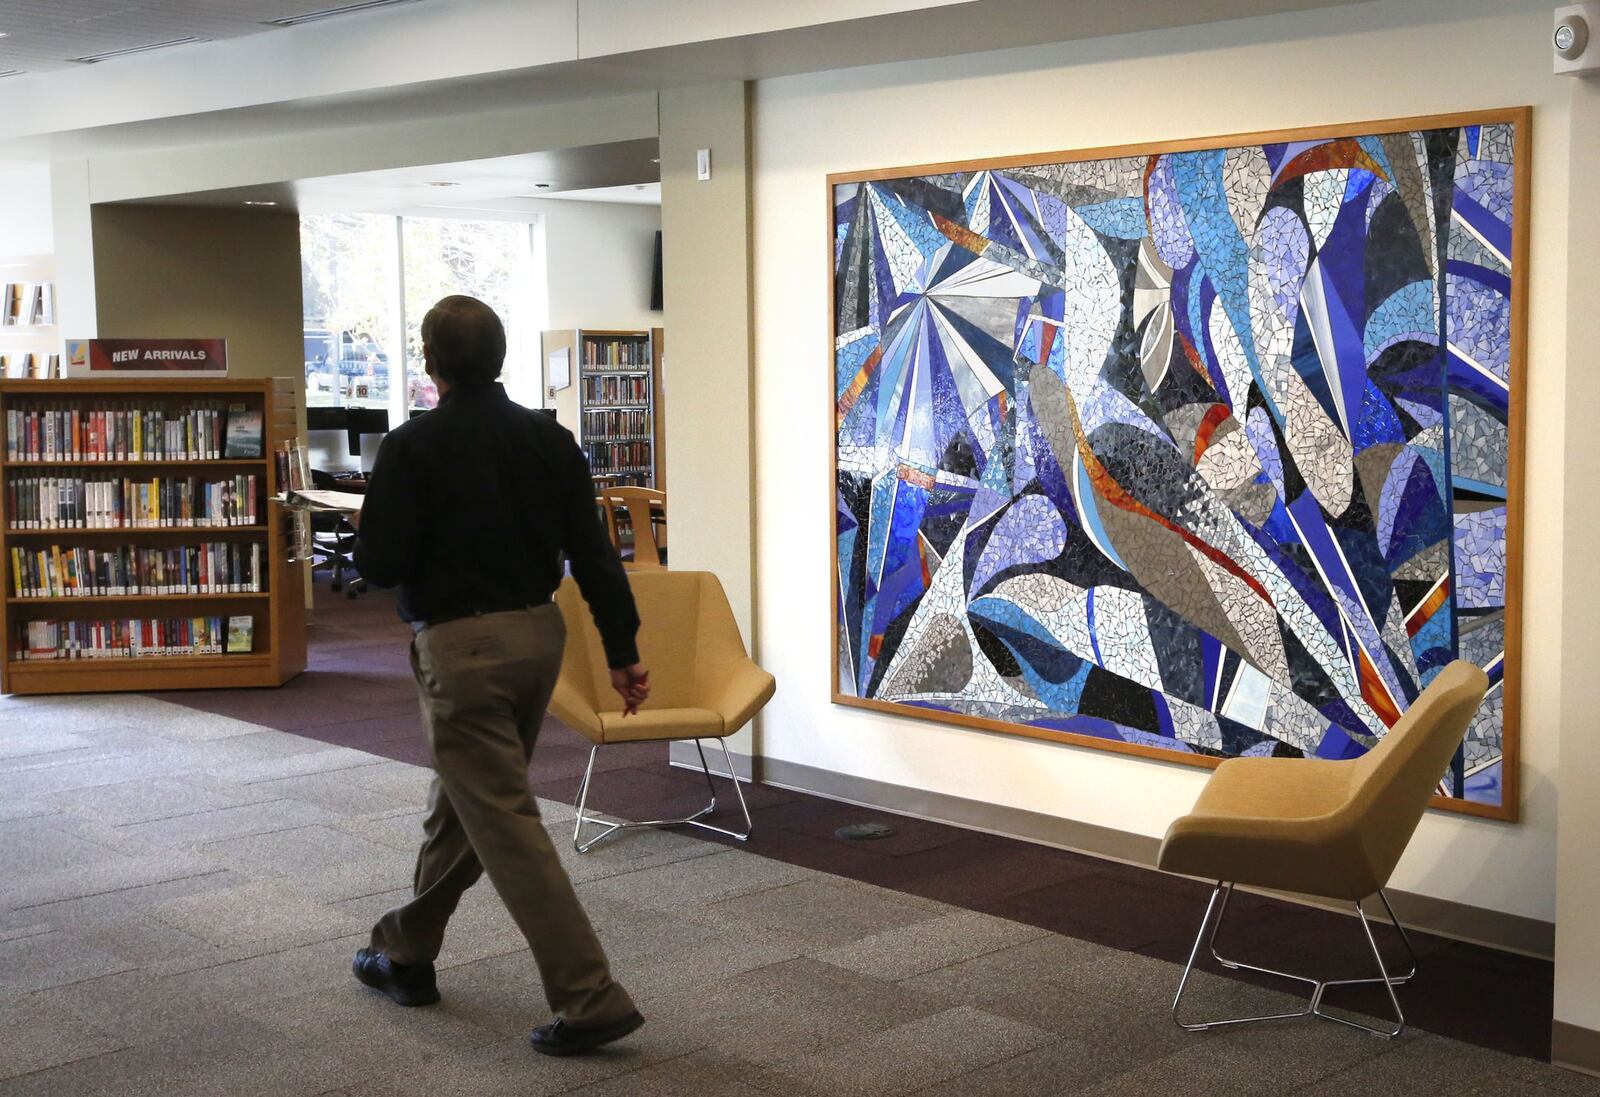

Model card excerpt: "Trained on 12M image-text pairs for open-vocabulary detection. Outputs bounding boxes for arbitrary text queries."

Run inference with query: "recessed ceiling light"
[244,200,278,206]
[424,181,460,188]
[73,36,206,63]
[266,0,418,27]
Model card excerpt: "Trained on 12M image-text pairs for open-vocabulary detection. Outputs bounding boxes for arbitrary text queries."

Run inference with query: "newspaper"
[288,488,364,513]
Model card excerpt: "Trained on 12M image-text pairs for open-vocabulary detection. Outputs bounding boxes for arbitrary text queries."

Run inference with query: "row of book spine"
[2,282,54,326]
[6,402,230,463]
[586,441,653,473]
[580,337,649,369]
[581,408,652,440]
[14,615,248,660]
[10,541,264,599]
[0,354,62,381]
[581,375,649,405]
[6,474,260,530]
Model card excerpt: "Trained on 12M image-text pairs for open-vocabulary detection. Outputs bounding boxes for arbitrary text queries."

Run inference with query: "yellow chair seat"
[598,706,725,743]
[1158,661,1489,902]
[548,570,775,851]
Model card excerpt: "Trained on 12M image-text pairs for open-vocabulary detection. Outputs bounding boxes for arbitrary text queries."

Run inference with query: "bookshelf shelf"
[3,459,267,469]
[5,526,270,537]
[0,377,306,694]
[8,593,271,605]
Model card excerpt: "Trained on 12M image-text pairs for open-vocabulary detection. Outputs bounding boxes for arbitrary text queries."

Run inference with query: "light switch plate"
[696,148,712,181]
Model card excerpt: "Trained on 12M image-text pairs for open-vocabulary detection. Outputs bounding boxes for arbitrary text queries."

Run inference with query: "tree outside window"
[300,213,538,420]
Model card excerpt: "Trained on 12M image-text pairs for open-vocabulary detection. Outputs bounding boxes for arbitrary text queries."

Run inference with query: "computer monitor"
[305,406,389,471]
[345,407,389,470]
[306,406,347,432]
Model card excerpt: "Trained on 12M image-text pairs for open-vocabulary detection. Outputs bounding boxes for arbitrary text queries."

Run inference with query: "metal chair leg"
[571,738,754,853]
[1172,882,1415,1039]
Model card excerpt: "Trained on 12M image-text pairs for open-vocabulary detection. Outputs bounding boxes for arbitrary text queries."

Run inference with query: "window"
[299,214,398,411]
[300,213,540,420]
[401,217,530,413]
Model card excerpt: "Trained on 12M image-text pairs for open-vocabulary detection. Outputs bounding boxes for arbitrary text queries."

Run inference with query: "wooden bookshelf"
[0,377,306,694]
[547,327,664,489]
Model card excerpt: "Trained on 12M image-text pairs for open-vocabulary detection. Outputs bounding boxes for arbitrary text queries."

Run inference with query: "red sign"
[67,338,227,375]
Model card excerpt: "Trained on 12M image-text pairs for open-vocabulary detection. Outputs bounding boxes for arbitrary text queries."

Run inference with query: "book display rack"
[0,377,306,693]
[0,256,60,380]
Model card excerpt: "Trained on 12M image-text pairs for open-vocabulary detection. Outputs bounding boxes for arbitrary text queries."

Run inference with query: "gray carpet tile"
[0,691,1592,1097]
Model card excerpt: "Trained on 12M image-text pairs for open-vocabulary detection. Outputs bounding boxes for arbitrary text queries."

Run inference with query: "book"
[223,403,264,458]
[226,615,253,654]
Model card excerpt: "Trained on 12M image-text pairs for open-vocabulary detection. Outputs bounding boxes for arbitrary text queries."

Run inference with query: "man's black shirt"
[353,383,640,668]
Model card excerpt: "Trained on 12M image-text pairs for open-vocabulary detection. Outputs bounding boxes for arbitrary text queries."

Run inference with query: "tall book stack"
[0,377,306,694]
[575,329,658,488]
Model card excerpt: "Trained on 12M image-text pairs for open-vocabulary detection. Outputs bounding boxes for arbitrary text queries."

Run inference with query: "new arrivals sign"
[66,338,227,378]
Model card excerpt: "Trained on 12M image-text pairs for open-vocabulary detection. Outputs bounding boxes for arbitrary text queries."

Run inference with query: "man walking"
[349,295,649,1056]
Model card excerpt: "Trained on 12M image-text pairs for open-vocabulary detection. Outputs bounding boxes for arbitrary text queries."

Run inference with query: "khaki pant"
[369,604,634,1026]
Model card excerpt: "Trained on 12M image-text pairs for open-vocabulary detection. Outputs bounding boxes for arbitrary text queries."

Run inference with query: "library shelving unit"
[545,327,664,490]
[0,377,307,694]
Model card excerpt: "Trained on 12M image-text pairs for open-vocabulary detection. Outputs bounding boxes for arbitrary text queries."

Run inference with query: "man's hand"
[346,507,362,530]
[609,664,650,716]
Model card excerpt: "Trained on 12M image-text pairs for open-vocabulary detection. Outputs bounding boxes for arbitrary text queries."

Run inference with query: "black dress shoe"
[528,1010,645,1056]
[352,948,440,1007]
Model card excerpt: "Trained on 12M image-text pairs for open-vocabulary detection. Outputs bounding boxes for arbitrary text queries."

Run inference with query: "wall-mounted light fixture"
[1554,3,1600,74]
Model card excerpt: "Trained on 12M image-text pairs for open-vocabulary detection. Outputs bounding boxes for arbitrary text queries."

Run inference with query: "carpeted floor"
[149,581,1557,1063]
[6,691,1589,1097]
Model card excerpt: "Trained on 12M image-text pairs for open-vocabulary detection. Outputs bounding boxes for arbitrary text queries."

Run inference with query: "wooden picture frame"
[828,108,1529,821]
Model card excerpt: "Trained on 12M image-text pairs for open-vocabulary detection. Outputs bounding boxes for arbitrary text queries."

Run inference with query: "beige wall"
[540,199,664,431]
[1554,73,1600,1044]
[660,83,755,634]
[91,204,304,389]
[751,0,1572,924]
[660,81,758,761]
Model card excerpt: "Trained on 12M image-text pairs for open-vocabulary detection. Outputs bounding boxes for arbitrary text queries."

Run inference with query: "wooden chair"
[549,570,774,852]
[594,495,620,553]
[1157,660,1489,1039]
[604,486,667,569]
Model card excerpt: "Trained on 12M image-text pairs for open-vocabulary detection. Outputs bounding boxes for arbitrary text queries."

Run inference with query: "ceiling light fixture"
[424,181,460,188]
[533,183,551,189]
[244,200,278,206]
[267,0,418,27]
[0,70,20,79]
[73,36,206,63]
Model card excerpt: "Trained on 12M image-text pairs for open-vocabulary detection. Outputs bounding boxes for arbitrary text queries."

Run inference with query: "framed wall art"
[830,109,1528,819]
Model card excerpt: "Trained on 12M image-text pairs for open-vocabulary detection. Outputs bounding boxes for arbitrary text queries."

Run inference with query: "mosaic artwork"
[832,115,1523,814]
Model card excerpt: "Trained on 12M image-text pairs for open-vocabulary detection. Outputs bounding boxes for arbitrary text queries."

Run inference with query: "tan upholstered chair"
[550,569,774,852]
[1157,659,1489,1038]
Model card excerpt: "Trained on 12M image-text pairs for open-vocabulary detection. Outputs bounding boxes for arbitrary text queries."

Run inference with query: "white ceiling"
[0,0,421,75]
[538,182,660,205]
[119,139,660,213]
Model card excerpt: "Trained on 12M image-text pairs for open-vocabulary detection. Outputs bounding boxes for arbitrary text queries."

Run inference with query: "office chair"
[308,468,364,597]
